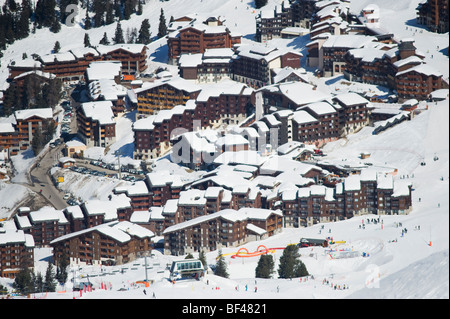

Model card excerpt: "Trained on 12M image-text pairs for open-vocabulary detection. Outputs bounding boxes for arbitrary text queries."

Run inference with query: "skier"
[143,289,146,295]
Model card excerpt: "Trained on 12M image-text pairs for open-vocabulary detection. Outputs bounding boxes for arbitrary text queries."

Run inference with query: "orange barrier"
[231,245,284,258]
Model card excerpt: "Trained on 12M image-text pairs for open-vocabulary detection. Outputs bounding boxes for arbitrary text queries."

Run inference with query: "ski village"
[0,0,448,304]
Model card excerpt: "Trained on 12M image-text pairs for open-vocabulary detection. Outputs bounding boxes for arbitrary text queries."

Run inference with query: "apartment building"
[76,101,116,148]
[167,17,241,64]
[134,78,201,116]
[0,229,34,279]
[232,43,303,88]
[416,0,449,33]
[163,207,283,255]
[50,221,154,267]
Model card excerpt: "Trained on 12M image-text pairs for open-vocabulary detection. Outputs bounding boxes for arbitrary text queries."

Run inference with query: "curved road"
[28,143,68,210]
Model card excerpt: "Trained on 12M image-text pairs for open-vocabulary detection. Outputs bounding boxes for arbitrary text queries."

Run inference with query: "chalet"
[58,157,75,168]
[50,220,154,266]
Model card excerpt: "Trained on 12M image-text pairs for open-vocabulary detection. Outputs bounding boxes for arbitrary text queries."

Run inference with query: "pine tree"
[214,249,229,278]
[32,126,44,155]
[136,18,151,44]
[55,252,69,285]
[84,1,91,29]
[12,266,33,295]
[254,0,268,9]
[50,14,61,33]
[137,0,142,15]
[199,250,207,269]
[157,8,167,39]
[113,21,124,43]
[44,262,57,292]
[53,41,61,53]
[105,2,114,25]
[84,33,91,47]
[277,245,309,279]
[99,32,110,45]
[255,254,274,278]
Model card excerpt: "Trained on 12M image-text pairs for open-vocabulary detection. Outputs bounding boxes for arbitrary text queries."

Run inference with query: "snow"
[0,0,448,301]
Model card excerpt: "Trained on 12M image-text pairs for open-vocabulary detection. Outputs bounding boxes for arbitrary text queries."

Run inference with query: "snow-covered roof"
[299,101,338,115]
[178,189,206,206]
[396,63,442,77]
[333,92,369,106]
[50,220,153,245]
[82,200,118,221]
[81,101,115,125]
[0,122,15,134]
[322,35,377,49]
[40,51,77,63]
[88,78,127,101]
[15,108,53,121]
[95,44,147,55]
[292,110,318,124]
[86,61,122,81]
[260,81,331,107]
[163,207,282,234]
[14,69,56,81]
[0,229,34,247]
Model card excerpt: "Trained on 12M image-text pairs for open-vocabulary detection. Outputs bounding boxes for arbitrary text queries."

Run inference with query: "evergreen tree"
[185,253,194,259]
[157,8,167,38]
[99,31,110,45]
[278,245,309,279]
[254,0,268,9]
[113,21,124,43]
[136,0,142,15]
[44,262,57,292]
[199,250,207,269]
[53,41,61,53]
[137,18,151,44]
[255,254,274,278]
[214,249,229,278]
[50,14,61,33]
[123,0,133,20]
[32,126,44,155]
[84,33,91,47]
[55,252,69,285]
[92,0,106,27]
[84,1,91,29]
[34,272,44,293]
[12,256,34,295]
[105,2,114,25]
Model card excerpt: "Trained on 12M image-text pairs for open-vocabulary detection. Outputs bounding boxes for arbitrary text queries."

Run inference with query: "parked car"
[63,193,71,200]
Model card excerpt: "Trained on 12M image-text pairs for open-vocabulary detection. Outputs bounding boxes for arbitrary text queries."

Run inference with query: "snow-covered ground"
[0,0,448,300]
[2,97,447,300]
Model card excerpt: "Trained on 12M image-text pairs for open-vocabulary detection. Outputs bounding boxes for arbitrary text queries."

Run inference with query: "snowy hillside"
[0,0,448,301]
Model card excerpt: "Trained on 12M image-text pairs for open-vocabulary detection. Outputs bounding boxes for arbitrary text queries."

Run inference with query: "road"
[28,143,68,210]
